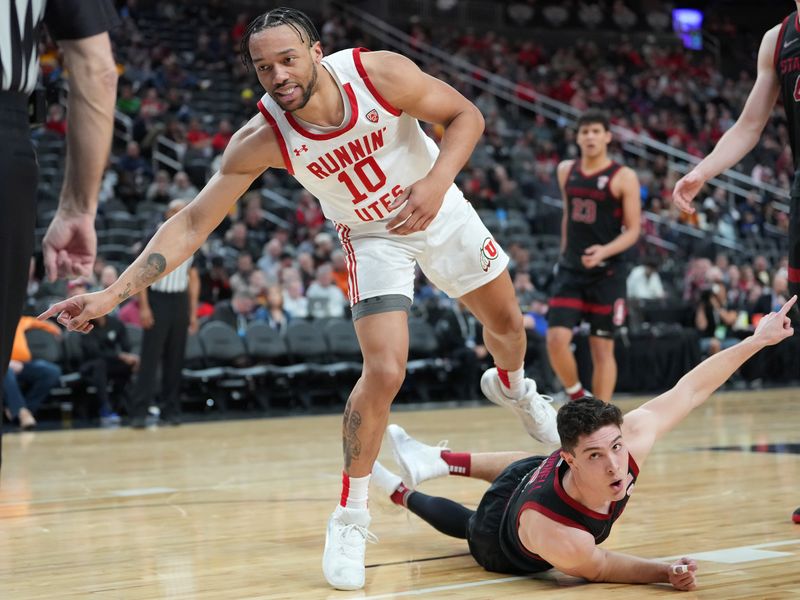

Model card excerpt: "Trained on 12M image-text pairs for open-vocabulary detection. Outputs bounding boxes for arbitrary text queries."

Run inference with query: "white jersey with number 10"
[257,47,469,235]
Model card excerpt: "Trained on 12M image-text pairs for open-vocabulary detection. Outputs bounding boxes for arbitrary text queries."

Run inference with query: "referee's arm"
[58,33,117,217]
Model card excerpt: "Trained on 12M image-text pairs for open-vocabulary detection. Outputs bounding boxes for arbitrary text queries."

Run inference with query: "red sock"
[568,386,586,401]
[441,450,471,476]
[390,483,412,507]
[496,367,510,388]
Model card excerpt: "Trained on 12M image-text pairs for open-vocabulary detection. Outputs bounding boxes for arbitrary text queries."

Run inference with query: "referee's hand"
[38,290,117,333]
[42,212,97,282]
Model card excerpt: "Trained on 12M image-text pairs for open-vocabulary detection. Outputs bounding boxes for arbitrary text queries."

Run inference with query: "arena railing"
[337,4,790,213]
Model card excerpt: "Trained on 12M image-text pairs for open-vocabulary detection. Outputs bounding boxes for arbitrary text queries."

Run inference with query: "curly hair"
[240,7,321,69]
[557,397,623,453]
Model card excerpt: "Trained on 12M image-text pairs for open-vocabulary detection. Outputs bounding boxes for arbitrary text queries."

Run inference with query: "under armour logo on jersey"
[597,175,609,190]
[293,145,309,156]
[365,109,379,123]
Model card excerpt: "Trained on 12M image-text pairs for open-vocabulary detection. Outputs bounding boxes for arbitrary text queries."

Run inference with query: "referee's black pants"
[0,93,38,470]
[130,290,189,420]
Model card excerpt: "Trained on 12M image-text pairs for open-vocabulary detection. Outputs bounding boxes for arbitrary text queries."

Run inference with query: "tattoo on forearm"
[117,283,133,301]
[117,253,167,302]
[144,253,167,279]
[342,403,362,471]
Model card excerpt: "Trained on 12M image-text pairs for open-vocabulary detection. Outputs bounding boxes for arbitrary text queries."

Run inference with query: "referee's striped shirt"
[0,0,117,95]
[151,256,193,294]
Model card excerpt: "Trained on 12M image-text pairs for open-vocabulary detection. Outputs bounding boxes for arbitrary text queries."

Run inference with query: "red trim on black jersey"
[258,100,295,175]
[576,160,617,179]
[795,11,800,33]
[605,164,625,203]
[353,48,403,117]
[520,501,591,533]
[776,15,792,68]
[553,466,616,521]
[628,452,640,477]
[284,83,359,140]
[788,266,800,283]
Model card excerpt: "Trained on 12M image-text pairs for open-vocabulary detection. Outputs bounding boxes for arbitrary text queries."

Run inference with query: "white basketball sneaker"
[481,368,560,446]
[386,424,450,489]
[322,505,377,590]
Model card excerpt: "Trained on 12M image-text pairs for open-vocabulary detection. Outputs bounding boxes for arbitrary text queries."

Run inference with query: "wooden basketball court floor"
[0,389,798,599]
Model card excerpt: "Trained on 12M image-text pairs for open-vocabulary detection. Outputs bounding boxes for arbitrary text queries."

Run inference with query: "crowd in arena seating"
[16,1,797,426]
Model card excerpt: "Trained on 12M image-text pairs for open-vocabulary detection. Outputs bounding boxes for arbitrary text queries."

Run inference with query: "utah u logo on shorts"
[479,237,499,272]
[365,109,379,123]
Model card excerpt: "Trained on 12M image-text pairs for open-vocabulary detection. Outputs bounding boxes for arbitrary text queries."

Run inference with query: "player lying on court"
[371,296,796,591]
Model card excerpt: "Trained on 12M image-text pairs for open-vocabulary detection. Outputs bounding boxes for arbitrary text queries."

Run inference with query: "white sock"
[566,382,583,395]
[341,472,370,510]
[497,366,526,399]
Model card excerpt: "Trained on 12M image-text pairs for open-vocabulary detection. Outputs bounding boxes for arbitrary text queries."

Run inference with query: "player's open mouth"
[610,479,623,492]
[276,86,300,101]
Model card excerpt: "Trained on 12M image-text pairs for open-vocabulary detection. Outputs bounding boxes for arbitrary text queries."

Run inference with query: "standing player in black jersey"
[547,110,641,402]
[369,296,796,589]
[672,6,800,525]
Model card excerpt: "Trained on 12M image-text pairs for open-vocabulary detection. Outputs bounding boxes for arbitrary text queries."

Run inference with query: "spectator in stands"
[695,282,739,357]
[230,252,256,296]
[306,264,347,320]
[169,170,199,200]
[295,190,325,230]
[260,285,291,333]
[258,238,284,282]
[224,221,260,258]
[185,117,212,157]
[296,251,317,290]
[313,232,335,267]
[248,269,270,306]
[211,290,259,336]
[116,81,141,117]
[627,255,665,300]
[138,87,167,120]
[282,278,309,319]
[3,316,63,430]
[44,103,67,137]
[80,313,139,426]
[199,255,233,305]
[211,118,234,153]
[146,169,174,204]
[242,194,271,249]
[432,299,488,399]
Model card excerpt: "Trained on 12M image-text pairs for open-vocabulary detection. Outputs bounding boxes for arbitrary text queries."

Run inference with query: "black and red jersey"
[561,161,625,271]
[498,449,639,573]
[775,12,800,169]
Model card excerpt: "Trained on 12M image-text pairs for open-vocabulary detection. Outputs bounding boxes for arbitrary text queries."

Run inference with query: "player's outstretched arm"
[623,296,796,462]
[530,518,697,590]
[39,117,279,332]
[672,25,781,213]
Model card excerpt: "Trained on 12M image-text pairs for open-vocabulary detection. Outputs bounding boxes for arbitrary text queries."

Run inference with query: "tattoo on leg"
[342,403,362,471]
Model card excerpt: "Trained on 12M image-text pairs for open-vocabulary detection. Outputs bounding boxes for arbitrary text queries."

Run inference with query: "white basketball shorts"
[334,190,509,306]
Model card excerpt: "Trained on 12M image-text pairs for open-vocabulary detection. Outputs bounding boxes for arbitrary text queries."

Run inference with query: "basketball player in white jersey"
[40,8,558,590]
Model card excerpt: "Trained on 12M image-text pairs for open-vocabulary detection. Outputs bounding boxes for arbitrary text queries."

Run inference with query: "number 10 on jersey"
[338,156,404,222]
